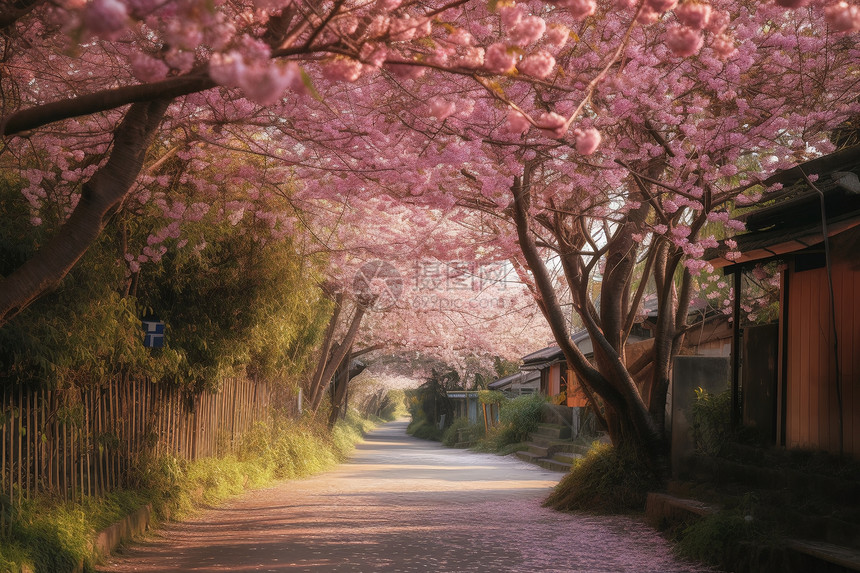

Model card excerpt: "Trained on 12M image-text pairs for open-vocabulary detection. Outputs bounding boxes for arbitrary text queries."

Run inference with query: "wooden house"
[709,145,860,457]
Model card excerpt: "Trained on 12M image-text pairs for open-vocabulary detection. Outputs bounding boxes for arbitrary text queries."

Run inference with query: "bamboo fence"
[0,376,297,515]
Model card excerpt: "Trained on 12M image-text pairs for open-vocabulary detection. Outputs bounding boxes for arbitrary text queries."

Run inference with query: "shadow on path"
[98,420,714,573]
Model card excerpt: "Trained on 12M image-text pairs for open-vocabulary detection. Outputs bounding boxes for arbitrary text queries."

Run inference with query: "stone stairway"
[515,423,587,472]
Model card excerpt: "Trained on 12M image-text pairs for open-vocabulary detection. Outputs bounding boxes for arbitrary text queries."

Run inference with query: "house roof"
[487,370,541,390]
[520,345,565,369]
[520,331,594,369]
[709,145,860,269]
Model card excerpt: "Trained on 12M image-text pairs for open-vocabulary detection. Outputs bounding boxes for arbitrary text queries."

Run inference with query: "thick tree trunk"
[509,166,663,465]
[0,99,171,327]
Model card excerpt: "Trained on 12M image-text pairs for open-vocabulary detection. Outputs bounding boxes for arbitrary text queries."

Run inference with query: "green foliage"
[675,510,757,568]
[478,390,506,405]
[0,489,150,573]
[405,368,459,438]
[0,413,374,572]
[0,175,331,392]
[377,390,407,421]
[441,416,485,447]
[543,442,660,513]
[407,418,443,441]
[474,394,544,451]
[691,386,733,456]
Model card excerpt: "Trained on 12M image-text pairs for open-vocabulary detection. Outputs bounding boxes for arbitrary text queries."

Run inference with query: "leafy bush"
[691,386,732,456]
[543,442,660,513]
[474,394,544,452]
[478,390,506,405]
[675,510,756,568]
[407,419,443,441]
[442,417,485,447]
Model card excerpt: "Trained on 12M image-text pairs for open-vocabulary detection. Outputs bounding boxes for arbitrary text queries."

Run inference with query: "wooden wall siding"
[566,368,590,408]
[548,364,561,397]
[0,377,296,512]
[786,255,860,456]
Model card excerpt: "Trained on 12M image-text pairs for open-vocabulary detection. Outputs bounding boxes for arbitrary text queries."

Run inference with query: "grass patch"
[543,442,660,513]
[0,411,374,573]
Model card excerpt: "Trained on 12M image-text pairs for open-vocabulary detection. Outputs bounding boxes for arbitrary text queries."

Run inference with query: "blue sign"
[142,320,165,348]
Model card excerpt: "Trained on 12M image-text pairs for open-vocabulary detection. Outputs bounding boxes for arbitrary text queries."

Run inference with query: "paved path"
[98,420,714,573]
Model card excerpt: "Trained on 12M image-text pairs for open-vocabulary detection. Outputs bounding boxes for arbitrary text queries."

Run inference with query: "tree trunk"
[509,166,663,465]
[0,99,171,326]
[328,352,368,428]
[306,291,345,409]
[310,302,367,413]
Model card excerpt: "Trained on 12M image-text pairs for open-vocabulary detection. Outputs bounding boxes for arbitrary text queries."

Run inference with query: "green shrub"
[478,390,506,405]
[499,394,545,442]
[691,386,732,456]
[441,417,485,447]
[407,419,443,441]
[675,510,756,568]
[543,442,660,513]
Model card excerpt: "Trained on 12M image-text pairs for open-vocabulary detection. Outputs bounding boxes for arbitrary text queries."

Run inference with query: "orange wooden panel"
[566,369,589,408]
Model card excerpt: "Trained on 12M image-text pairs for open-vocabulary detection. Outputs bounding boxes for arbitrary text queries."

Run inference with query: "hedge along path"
[97,420,713,573]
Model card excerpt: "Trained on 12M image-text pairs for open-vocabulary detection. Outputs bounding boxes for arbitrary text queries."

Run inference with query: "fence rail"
[0,377,297,507]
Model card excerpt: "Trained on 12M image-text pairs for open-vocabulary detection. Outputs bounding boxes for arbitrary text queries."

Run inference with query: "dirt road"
[98,420,712,572]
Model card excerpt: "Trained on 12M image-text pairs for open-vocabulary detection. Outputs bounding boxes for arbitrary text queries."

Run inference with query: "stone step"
[533,423,571,440]
[537,457,572,473]
[527,443,549,457]
[645,492,717,530]
[515,451,542,464]
[552,452,583,465]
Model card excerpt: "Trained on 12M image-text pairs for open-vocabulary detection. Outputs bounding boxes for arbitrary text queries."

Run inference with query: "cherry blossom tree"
[2,0,859,464]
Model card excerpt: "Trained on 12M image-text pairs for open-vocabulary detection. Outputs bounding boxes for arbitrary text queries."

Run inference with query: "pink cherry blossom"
[775,0,810,7]
[825,2,860,33]
[209,52,246,87]
[239,63,301,105]
[573,127,601,154]
[646,0,678,13]
[675,2,711,29]
[83,0,127,39]
[484,43,517,74]
[448,28,474,46]
[428,97,457,120]
[505,109,531,133]
[499,4,524,30]
[518,51,556,79]
[536,111,568,138]
[563,0,597,20]
[322,57,364,82]
[509,16,547,46]
[665,25,704,57]
[545,25,570,49]
[685,258,709,272]
[131,53,169,82]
